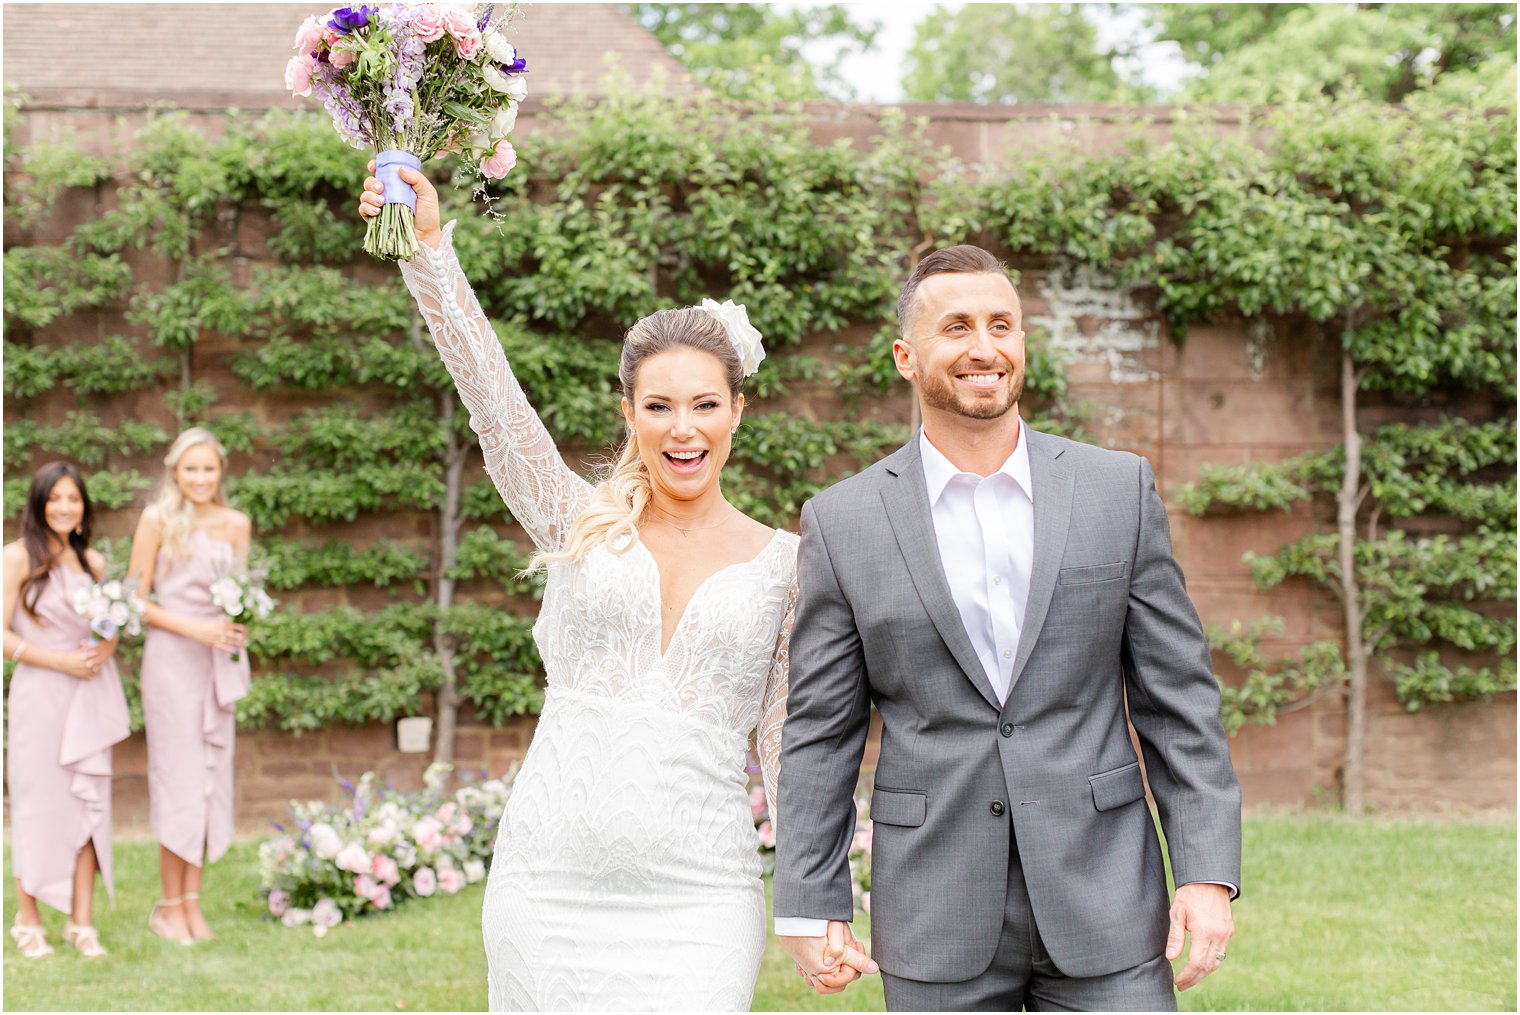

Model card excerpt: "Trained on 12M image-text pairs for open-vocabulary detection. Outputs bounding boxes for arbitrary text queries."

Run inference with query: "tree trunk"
[1337,347,1369,815]
[421,316,466,769]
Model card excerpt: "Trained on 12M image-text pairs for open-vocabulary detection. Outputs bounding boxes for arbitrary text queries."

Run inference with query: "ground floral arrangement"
[260,758,872,932]
[259,763,513,934]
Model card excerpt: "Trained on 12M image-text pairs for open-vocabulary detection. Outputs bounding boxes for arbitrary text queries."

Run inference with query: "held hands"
[780,921,879,996]
[1167,882,1235,991]
[358,161,442,249]
[60,638,116,680]
[191,617,248,655]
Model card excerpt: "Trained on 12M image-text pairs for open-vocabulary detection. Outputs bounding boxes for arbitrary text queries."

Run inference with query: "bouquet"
[285,3,530,260]
[209,568,276,663]
[71,577,144,643]
[259,763,514,934]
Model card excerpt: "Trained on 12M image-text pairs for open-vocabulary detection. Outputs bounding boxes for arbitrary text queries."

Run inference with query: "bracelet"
[10,640,26,663]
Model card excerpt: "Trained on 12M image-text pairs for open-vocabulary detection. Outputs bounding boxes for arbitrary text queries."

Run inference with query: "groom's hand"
[781,921,878,994]
[1167,882,1235,990]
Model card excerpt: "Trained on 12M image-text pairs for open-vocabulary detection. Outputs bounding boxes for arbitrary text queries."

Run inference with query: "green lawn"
[4,815,1514,1011]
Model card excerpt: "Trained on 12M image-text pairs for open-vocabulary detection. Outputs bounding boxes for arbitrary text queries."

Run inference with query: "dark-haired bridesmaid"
[3,462,131,959]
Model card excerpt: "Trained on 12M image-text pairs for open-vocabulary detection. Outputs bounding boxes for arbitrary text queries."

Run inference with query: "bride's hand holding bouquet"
[358,159,441,250]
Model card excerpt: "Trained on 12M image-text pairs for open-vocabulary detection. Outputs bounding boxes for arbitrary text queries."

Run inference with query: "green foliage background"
[3,86,1514,740]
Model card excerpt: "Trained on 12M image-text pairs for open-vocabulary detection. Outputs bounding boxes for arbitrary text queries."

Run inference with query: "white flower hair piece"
[699,298,766,377]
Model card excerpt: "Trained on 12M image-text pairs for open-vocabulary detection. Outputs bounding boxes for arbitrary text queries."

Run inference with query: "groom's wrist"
[775,917,831,937]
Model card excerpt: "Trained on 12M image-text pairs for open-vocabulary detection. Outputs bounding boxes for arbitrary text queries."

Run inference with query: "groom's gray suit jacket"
[774,428,1241,983]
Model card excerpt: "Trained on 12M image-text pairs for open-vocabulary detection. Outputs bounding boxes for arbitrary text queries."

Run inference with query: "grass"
[4,815,1514,1011]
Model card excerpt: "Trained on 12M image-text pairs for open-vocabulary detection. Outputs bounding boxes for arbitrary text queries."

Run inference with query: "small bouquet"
[285,3,530,260]
[71,578,144,644]
[209,569,276,663]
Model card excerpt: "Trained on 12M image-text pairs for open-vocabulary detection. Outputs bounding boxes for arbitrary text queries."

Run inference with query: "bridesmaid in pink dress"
[127,428,251,945]
[3,463,131,959]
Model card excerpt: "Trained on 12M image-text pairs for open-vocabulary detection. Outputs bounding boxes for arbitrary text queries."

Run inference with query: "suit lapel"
[1006,429,1073,698]
[879,440,1003,712]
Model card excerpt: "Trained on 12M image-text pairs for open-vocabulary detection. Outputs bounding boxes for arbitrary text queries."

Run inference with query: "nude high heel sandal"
[182,891,215,941]
[148,896,193,946]
[62,921,107,958]
[10,922,53,959]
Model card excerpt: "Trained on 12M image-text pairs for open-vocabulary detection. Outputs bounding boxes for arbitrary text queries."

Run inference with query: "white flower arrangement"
[260,762,515,934]
[71,576,144,641]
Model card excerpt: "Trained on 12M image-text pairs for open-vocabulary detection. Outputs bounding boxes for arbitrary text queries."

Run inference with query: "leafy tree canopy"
[627,3,878,101]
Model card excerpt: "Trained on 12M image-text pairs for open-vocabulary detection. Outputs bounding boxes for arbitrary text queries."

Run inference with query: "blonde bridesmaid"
[3,463,132,959]
[127,429,251,944]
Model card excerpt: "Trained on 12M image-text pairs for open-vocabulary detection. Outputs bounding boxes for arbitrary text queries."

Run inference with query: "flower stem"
[363,202,419,261]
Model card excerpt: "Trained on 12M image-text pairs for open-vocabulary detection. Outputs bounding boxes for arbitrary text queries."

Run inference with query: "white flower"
[464,859,486,884]
[484,32,516,65]
[109,601,130,627]
[482,62,528,102]
[102,580,123,600]
[309,822,342,860]
[699,299,766,376]
[72,587,91,612]
[335,841,371,874]
[490,102,518,140]
[281,907,311,928]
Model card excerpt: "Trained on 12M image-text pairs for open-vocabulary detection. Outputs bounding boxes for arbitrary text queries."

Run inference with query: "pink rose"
[284,55,316,98]
[438,867,466,895]
[756,820,776,849]
[267,890,290,917]
[413,817,445,852]
[413,6,447,43]
[413,866,438,897]
[862,891,871,915]
[452,29,482,61]
[354,873,378,899]
[749,785,767,820]
[335,842,371,874]
[330,45,357,69]
[293,16,327,54]
[437,802,457,823]
[371,854,401,886]
[479,139,516,180]
[371,884,393,910]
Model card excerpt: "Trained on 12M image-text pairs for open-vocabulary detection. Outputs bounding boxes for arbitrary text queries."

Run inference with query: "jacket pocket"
[1089,762,1145,812]
[1058,561,1129,585]
[870,787,927,827]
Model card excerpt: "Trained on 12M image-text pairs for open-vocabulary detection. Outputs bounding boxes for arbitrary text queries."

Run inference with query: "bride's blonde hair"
[151,427,230,563]
[533,307,744,569]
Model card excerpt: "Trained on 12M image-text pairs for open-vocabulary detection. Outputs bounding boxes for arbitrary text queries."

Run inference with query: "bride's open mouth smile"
[662,448,709,474]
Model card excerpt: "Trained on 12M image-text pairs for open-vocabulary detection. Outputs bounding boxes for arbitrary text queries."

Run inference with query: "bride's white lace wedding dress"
[399,223,796,1012]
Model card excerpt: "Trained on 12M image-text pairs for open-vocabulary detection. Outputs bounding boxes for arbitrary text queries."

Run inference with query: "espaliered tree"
[4,86,1511,809]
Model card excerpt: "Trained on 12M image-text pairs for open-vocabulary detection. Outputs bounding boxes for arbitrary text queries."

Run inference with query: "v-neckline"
[636,528,784,660]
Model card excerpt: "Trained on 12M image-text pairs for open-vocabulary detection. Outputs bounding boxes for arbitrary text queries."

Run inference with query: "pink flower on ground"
[268,889,290,917]
[863,891,871,914]
[448,815,473,837]
[851,826,873,854]
[413,817,445,852]
[414,866,438,897]
[354,873,378,899]
[293,16,327,54]
[312,897,343,929]
[336,841,371,874]
[749,785,767,820]
[371,853,401,886]
[284,55,316,98]
[413,6,447,43]
[756,821,776,849]
[438,867,466,895]
[371,884,393,910]
[480,139,516,180]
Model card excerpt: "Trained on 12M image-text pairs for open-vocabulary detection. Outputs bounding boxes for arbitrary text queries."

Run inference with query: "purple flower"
[328,5,376,34]
[90,616,117,640]
[500,56,527,74]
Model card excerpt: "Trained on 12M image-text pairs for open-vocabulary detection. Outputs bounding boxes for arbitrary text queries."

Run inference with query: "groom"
[775,246,1241,1010]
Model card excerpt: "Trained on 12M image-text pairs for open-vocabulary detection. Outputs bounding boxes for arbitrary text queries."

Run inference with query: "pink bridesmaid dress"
[6,565,131,912]
[140,529,250,867]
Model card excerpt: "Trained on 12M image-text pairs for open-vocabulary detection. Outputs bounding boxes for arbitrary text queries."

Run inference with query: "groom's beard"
[917,362,1024,421]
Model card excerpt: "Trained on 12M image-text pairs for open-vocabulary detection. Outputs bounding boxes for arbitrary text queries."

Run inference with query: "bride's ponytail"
[530,306,743,571]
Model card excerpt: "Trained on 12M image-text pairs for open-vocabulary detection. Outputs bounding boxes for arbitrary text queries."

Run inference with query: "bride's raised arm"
[382,173,593,554]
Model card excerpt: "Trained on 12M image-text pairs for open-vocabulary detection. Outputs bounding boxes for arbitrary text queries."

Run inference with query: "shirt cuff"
[775,917,831,937]
[1182,880,1240,900]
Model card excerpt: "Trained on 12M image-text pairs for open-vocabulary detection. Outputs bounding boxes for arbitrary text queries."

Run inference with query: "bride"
[358,167,872,1010]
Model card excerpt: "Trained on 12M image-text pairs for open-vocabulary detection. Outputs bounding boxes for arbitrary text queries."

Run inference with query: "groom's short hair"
[897,245,1017,332]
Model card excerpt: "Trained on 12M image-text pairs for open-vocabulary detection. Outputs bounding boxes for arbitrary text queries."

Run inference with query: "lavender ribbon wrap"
[375,149,422,213]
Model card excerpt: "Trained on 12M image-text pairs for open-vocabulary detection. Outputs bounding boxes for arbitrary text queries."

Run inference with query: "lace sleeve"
[397,221,593,553]
[758,574,797,836]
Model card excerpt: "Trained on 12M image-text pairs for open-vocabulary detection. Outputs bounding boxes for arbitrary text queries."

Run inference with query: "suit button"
[990,800,1006,816]
[1000,723,1014,737]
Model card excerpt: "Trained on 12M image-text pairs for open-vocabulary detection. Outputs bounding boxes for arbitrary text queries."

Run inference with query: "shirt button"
[993,576,1002,586]
[1002,649,1012,659]
[1000,723,1015,737]
[990,800,1006,817]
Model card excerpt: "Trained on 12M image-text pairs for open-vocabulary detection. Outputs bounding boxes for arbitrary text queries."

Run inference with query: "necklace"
[647,506,730,537]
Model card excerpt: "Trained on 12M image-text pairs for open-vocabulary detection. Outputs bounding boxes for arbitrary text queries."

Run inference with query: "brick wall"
[6,97,1513,833]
